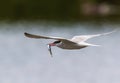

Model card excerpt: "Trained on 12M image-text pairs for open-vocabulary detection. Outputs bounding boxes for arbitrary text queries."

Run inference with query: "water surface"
[0,22,120,83]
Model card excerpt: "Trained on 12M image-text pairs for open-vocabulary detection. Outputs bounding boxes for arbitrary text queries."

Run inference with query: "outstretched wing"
[24,32,65,40]
[71,30,116,43]
[24,32,76,44]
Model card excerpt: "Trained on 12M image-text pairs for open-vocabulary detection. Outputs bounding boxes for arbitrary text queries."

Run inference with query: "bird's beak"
[48,43,56,46]
[47,44,53,57]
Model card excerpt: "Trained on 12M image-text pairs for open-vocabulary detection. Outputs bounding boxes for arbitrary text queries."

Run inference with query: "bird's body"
[24,30,116,56]
[55,41,87,49]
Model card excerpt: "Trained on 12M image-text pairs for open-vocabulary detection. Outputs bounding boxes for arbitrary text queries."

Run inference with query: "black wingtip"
[24,32,27,35]
[24,32,30,38]
[24,32,29,37]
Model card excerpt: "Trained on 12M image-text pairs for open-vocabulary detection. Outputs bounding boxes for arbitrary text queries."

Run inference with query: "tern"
[24,30,116,57]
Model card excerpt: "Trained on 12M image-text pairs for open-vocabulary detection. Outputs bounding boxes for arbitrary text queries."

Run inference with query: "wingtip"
[24,32,28,35]
[103,29,117,35]
[24,32,30,37]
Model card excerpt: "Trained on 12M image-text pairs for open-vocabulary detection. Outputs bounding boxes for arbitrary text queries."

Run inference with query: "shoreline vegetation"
[0,0,120,22]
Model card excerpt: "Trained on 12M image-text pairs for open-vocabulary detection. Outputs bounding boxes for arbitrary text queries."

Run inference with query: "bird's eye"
[54,40,61,44]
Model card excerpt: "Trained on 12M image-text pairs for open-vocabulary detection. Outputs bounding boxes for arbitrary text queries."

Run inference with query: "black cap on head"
[53,40,61,44]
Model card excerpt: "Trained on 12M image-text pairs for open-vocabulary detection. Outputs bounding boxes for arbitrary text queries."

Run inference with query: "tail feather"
[88,44,101,47]
[80,42,100,47]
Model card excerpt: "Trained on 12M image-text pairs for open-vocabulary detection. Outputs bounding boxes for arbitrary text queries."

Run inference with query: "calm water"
[0,22,120,83]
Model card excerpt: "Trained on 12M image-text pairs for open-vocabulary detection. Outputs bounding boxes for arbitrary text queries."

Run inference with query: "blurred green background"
[0,0,120,21]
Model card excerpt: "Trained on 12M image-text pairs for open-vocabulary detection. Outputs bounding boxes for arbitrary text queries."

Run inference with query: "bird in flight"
[24,30,115,57]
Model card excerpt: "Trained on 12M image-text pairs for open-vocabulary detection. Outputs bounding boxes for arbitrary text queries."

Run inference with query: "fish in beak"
[47,44,53,57]
[47,41,58,57]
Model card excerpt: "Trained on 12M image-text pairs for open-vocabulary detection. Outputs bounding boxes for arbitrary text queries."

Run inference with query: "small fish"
[47,44,53,57]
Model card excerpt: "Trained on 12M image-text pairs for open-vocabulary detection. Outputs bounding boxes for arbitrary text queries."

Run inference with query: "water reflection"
[0,22,119,83]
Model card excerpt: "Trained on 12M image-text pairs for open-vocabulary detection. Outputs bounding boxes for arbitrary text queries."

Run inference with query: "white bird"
[24,30,116,57]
